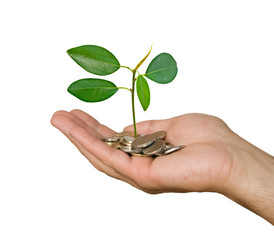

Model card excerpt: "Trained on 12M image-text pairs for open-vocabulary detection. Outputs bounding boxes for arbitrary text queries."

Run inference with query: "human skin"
[51,109,274,225]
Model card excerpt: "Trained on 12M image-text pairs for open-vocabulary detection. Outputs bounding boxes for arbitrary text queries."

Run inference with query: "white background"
[0,0,273,239]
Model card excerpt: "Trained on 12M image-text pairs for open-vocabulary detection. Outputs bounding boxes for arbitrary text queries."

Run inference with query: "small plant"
[67,45,178,138]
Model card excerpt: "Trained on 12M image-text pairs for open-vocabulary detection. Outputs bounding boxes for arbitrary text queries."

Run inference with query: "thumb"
[123,119,170,135]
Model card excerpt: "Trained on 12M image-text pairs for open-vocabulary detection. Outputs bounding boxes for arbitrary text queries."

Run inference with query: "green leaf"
[67,45,120,76]
[136,75,150,111]
[67,78,118,102]
[145,53,177,84]
[135,44,153,70]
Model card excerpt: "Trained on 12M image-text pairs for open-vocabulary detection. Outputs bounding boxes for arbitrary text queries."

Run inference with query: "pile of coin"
[102,131,183,157]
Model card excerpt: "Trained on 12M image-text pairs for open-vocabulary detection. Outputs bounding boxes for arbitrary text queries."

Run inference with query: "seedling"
[67,45,178,138]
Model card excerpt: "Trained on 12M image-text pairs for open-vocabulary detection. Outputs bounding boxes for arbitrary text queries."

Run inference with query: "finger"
[69,133,139,188]
[69,125,133,174]
[51,114,141,187]
[52,110,103,139]
[67,124,156,191]
[52,114,132,178]
[73,141,157,193]
[70,135,160,193]
[70,109,115,137]
[52,112,163,193]
[52,110,85,125]
[123,119,171,135]
[70,125,163,192]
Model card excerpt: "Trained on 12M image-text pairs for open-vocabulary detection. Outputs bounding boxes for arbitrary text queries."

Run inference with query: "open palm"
[51,110,236,194]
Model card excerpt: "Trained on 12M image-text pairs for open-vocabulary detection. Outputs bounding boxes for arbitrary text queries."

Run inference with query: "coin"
[123,136,135,144]
[104,141,121,149]
[120,144,143,154]
[119,145,133,152]
[119,137,132,146]
[102,136,121,142]
[143,140,166,155]
[131,152,147,157]
[102,131,183,157]
[151,131,166,140]
[161,145,184,155]
[131,134,156,148]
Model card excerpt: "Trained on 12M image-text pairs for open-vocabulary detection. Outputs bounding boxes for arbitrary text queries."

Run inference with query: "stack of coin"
[102,131,183,157]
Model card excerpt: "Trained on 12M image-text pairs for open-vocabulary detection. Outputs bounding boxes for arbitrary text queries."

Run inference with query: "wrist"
[223,133,274,224]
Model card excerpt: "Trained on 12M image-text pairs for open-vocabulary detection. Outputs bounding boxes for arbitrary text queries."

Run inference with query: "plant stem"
[117,87,132,92]
[131,70,137,138]
[120,65,133,71]
[127,45,153,138]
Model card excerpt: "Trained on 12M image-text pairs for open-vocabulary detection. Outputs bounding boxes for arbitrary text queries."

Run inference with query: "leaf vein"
[72,87,118,91]
[145,66,177,76]
[75,54,120,68]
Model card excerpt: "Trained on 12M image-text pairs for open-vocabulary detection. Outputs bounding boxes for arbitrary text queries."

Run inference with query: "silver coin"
[103,131,183,157]
[130,147,143,154]
[161,145,184,155]
[120,145,143,154]
[123,136,136,144]
[151,131,166,140]
[102,136,121,142]
[163,144,174,150]
[119,145,132,152]
[119,138,132,146]
[143,140,165,155]
[132,134,156,148]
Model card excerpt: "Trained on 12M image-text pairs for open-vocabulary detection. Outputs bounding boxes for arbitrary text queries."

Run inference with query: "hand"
[50,109,233,193]
[51,109,274,224]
